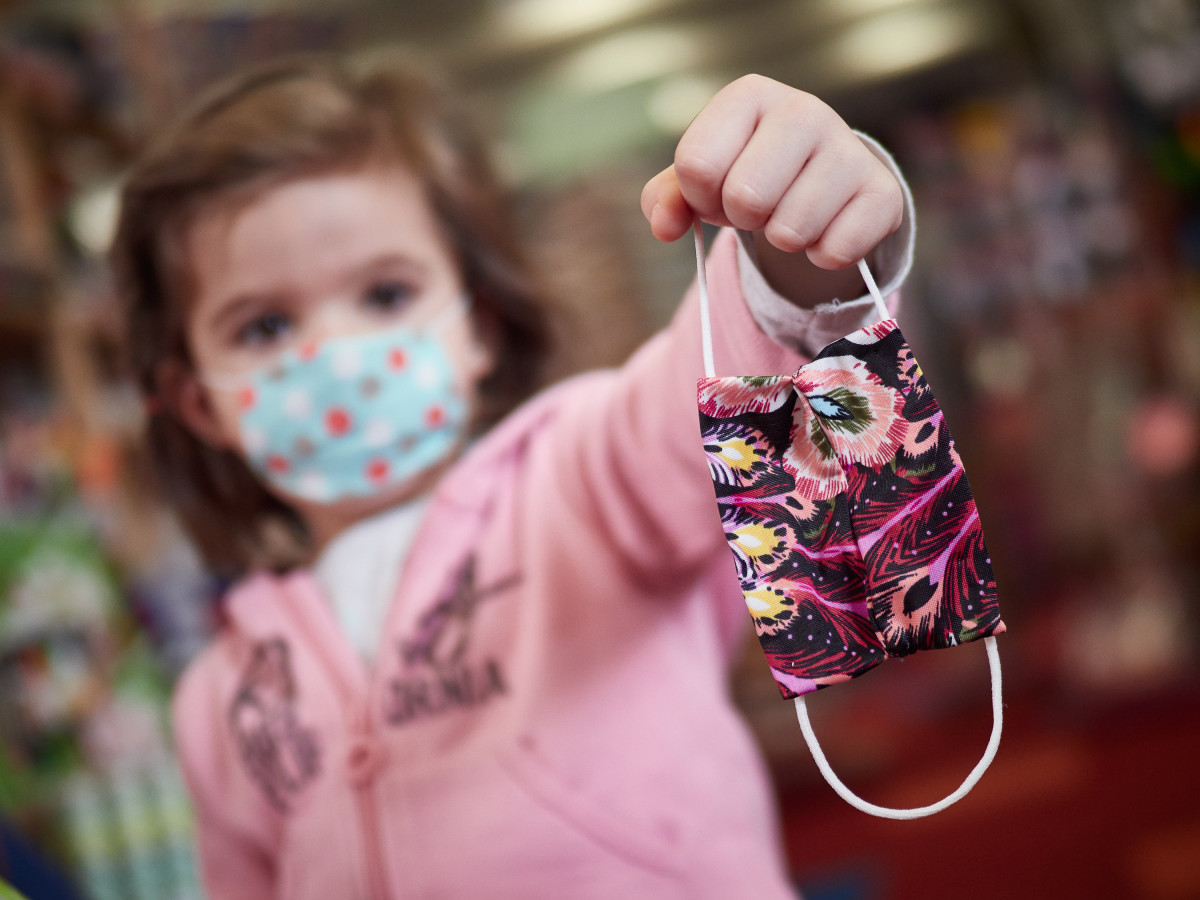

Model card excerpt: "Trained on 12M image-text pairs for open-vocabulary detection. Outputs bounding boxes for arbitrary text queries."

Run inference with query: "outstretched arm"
[537,75,912,588]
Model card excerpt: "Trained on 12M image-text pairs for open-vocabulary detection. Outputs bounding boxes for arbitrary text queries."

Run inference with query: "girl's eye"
[364,281,416,313]
[235,312,292,346]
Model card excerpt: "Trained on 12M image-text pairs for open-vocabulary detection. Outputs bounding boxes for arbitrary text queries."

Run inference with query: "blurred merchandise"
[0,0,1198,898]
[0,520,203,900]
[0,7,223,896]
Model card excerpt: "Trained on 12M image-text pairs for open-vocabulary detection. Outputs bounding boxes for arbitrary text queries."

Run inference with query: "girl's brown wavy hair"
[113,53,552,577]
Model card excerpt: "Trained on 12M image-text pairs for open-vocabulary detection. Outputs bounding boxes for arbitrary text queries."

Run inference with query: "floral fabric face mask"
[693,224,1005,819]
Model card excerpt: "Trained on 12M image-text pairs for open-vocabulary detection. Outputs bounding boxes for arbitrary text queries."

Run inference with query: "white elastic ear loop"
[693,222,891,380]
[694,221,716,380]
[857,257,892,323]
[794,635,1003,819]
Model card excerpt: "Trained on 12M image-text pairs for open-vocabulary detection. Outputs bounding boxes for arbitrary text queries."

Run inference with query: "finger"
[806,180,904,270]
[640,165,695,242]
[673,76,779,225]
[760,144,862,254]
[720,98,826,232]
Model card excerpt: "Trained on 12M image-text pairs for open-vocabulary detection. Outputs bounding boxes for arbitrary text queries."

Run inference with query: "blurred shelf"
[0,306,48,338]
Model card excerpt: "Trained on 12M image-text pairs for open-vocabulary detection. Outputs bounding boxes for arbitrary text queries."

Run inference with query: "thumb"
[640,165,694,242]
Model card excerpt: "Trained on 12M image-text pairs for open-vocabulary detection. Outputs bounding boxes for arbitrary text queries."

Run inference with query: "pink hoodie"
[172,229,881,899]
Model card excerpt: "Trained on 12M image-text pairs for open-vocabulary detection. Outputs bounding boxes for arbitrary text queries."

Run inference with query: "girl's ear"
[155,358,238,450]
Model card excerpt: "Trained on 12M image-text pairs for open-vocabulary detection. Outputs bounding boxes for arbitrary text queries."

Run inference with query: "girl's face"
[175,165,491,549]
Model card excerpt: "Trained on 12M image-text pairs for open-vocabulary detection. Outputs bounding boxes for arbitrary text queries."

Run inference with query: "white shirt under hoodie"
[314,496,431,664]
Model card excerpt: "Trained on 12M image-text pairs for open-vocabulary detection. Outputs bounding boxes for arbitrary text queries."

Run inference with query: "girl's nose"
[306,303,368,347]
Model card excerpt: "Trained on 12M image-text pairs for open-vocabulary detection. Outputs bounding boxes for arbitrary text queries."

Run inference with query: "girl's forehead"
[184,167,455,304]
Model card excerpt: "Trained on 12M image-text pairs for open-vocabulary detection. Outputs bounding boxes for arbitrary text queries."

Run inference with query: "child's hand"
[641,75,903,273]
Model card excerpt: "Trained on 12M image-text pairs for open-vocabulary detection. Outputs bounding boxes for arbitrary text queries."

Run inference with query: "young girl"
[114,55,913,898]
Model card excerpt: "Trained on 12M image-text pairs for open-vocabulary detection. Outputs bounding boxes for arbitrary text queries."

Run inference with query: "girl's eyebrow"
[352,251,430,278]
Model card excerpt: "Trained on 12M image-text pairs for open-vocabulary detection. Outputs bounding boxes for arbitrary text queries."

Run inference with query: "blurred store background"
[0,0,1198,897]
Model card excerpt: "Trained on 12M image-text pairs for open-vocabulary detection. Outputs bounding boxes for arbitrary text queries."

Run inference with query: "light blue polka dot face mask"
[207,301,469,504]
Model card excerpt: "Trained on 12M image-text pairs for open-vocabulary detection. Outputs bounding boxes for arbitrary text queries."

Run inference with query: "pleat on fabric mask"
[693,224,1005,819]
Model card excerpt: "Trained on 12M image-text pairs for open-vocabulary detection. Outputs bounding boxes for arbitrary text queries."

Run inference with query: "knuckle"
[864,179,904,232]
[823,134,865,171]
[725,73,786,110]
[785,92,832,133]
[733,73,771,93]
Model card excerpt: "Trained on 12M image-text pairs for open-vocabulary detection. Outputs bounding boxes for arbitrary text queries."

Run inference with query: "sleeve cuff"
[736,130,916,358]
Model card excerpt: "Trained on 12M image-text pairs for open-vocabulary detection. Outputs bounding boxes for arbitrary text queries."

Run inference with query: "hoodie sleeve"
[541,146,914,585]
[172,643,279,900]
